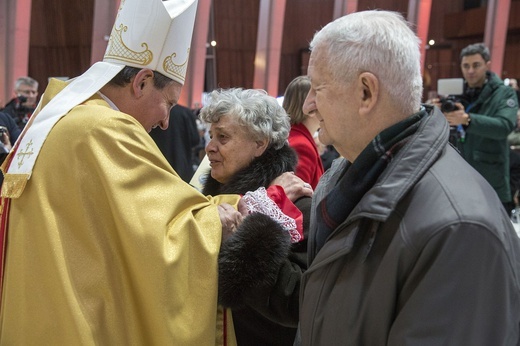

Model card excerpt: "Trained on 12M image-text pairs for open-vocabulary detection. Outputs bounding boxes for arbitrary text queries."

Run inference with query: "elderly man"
[298,10,520,345]
[0,0,309,344]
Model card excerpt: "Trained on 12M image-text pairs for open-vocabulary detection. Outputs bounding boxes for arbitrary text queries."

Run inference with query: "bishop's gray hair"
[199,88,290,150]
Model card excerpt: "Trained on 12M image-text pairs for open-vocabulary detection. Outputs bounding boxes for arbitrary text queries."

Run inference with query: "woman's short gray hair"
[199,88,290,150]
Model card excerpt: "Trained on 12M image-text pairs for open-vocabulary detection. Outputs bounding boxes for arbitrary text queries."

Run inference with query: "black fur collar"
[201,143,297,196]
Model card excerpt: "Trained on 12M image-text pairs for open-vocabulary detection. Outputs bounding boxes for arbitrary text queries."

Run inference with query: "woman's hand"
[270,172,313,201]
[0,127,12,152]
[218,203,243,241]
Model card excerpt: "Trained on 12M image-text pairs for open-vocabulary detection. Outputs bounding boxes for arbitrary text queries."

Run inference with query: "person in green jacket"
[435,43,518,214]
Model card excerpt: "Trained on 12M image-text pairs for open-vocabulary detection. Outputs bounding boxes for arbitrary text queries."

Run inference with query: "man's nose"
[302,91,316,115]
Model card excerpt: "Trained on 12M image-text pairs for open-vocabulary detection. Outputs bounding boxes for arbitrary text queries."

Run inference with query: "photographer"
[1,76,39,130]
[0,111,21,186]
[431,43,518,214]
[0,111,20,155]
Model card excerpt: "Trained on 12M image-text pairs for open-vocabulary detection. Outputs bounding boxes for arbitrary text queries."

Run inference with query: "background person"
[0,111,20,168]
[508,109,520,208]
[506,77,520,100]
[297,10,520,345]
[150,104,200,182]
[200,88,311,346]
[1,76,39,130]
[431,43,518,214]
[0,111,22,186]
[283,75,324,189]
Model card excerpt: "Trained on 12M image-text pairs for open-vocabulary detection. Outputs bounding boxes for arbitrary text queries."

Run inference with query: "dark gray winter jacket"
[299,106,520,346]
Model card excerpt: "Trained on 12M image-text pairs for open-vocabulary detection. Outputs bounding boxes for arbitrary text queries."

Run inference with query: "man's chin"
[318,131,331,146]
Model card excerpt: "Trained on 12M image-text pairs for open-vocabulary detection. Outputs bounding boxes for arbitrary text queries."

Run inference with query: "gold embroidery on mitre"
[163,48,190,82]
[105,24,153,66]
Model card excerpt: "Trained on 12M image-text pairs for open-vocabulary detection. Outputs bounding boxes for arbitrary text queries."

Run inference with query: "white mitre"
[104,0,197,84]
[2,0,199,198]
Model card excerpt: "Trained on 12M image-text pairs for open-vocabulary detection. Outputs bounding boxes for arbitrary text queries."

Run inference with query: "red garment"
[288,123,324,189]
[266,185,304,241]
[0,138,19,306]
[239,185,304,242]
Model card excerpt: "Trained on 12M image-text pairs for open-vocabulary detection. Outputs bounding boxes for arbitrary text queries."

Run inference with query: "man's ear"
[358,72,379,116]
[132,68,154,98]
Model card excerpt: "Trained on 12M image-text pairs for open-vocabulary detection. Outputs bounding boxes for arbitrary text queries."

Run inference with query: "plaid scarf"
[315,110,426,252]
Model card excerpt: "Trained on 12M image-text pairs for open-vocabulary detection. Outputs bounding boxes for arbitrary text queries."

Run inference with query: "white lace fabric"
[241,187,301,243]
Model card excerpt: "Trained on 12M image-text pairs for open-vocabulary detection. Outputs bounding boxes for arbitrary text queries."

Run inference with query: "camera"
[440,95,462,113]
[13,95,34,128]
[437,78,467,113]
[16,95,28,105]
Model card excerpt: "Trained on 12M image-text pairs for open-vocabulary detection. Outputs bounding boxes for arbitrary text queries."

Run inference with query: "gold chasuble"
[0,80,239,345]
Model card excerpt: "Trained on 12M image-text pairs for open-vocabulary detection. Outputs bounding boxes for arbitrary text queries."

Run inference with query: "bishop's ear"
[133,68,154,97]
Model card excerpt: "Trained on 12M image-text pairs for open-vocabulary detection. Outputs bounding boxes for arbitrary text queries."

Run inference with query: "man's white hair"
[309,10,423,115]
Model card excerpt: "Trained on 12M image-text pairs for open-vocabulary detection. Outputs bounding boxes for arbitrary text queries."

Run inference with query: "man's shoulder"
[57,101,141,135]
[401,147,508,236]
[477,75,518,111]
[487,73,515,95]
[0,111,12,121]
[0,101,16,116]
[0,111,18,130]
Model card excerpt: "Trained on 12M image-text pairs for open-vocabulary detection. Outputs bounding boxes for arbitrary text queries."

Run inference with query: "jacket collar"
[308,106,449,266]
[349,105,449,222]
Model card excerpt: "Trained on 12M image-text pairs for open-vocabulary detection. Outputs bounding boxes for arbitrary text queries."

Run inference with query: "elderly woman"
[200,88,310,346]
